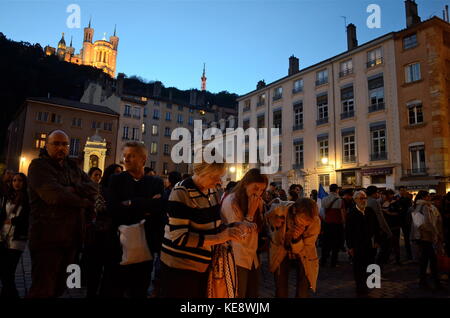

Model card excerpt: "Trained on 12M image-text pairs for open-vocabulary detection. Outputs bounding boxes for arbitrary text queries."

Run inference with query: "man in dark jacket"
[346,190,381,297]
[106,141,164,298]
[27,130,96,298]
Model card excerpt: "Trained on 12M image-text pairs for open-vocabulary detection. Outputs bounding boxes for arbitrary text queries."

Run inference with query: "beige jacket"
[266,201,321,292]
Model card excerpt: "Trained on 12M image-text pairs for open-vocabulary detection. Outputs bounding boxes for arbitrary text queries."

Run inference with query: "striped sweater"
[160,177,223,272]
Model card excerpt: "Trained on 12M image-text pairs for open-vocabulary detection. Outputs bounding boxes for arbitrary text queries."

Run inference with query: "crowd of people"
[0,129,449,298]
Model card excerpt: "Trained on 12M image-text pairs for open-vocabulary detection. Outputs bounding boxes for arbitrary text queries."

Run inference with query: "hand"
[152,194,162,199]
[223,227,244,242]
[248,195,262,219]
[291,224,305,240]
[348,248,355,257]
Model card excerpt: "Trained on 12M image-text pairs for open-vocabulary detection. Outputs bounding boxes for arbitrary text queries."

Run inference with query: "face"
[12,175,24,191]
[246,182,266,198]
[90,170,102,184]
[295,186,302,194]
[123,147,146,172]
[3,170,14,183]
[195,168,225,190]
[46,132,70,162]
[294,212,314,227]
[355,192,368,210]
[114,166,123,175]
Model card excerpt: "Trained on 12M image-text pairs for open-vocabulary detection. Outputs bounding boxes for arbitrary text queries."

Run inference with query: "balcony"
[366,57,384,68]
[292,87,303,94]
[343,155,357,163]
[273,94,282,101]
[339,68,354,78]
[257,101,265,107]
[243,106,250,112]
[315,79,328,86]
[406,167,428,176]
[293,124,303,131]
[340,110,355,120]
[368,102,385,113]
[316,117,328,126]
[292,163,304,170]
[370,152,388,161]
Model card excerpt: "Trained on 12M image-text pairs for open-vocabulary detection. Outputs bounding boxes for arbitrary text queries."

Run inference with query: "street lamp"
[321,157,328,165]
[20,156,26,172]
[229,166,236,173]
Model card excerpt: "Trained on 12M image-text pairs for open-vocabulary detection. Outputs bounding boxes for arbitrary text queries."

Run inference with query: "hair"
[225,181,238,193]
[192,162,226,176]
[168,171,182,187]
[353,190,366,201]
[290,198,318,219]
[182,173,191,180]
[278,189,288,201]
[144,167,154,175]
[270,182,277,188]
[288,190,299,201]
[342,188,354,197]
[366,185,379,197]
[232,168,268,216]
[329,184,339,193]
[289,184,298,191]
[100,164,123,188]
[122,141,148,157]
[88,167,102,177]
[7,173,28,205]
[415,190,429,204]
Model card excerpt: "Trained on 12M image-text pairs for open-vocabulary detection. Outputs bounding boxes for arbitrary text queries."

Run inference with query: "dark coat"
[27,148,97,250]
[107,171,164,259]
[345,205,381,256]
[0,195,30,241]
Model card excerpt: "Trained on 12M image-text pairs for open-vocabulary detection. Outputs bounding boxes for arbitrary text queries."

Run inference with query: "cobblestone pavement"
[4,244,450,298]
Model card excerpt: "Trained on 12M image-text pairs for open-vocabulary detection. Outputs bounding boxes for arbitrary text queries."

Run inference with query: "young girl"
[0,173,30,298]
[266,198,321,298]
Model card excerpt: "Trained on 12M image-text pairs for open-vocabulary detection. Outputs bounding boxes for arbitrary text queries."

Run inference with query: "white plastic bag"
[118,219,153,265]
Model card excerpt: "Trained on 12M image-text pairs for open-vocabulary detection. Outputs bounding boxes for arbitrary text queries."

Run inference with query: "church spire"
[201,63,207,91]
[113,24,117,36]
[88,16,92,28]
[70,35,73,47]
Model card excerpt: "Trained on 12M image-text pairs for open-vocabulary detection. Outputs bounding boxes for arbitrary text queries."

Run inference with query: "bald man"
[27,130,97,298]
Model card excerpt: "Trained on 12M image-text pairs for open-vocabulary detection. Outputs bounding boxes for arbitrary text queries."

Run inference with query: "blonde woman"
[266,198,321,298]
[160,162,252,298]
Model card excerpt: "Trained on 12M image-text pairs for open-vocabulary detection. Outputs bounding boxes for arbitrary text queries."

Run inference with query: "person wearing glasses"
[346,190,381,297]
[27,130,97,298]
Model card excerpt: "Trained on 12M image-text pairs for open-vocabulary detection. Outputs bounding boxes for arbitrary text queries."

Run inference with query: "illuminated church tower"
[201,63,207,91]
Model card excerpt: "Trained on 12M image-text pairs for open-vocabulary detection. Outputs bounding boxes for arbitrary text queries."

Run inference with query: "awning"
[361,167,393,176]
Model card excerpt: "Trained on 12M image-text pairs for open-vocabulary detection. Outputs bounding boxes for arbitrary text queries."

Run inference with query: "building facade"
[5,97,119,174]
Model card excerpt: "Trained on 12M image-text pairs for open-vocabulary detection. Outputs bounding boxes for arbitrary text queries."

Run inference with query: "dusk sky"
[0,0,448,95]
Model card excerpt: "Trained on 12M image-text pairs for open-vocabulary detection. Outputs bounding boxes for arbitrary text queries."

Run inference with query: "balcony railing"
[257,101,265,107]
[293,124,303,131]
[406,167,428,176]
[366,57,384,68]
[292,87,303,94]
[339,68,354,77]
[340,110,355,120]
[292,163,304,170]
[370,152,388,161]
[243,106,250,112]
[343,155,356,163]
[315,79,328,86]
[316,117,329,126]
[368,102,385,113]
[273,94,282,101]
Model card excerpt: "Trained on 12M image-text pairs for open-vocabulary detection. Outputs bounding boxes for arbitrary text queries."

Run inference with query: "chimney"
[168,88,173,101]
[153,81,162,97]
[256,80,266,90]
[346,23,358,51]
[405,0,421,28]
[446,5,449,22]
[189,90,197,105]
[116,73,124,96]
[288,55,299,76]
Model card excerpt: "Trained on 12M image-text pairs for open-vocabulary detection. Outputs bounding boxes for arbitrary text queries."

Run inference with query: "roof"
[27,97,119,116]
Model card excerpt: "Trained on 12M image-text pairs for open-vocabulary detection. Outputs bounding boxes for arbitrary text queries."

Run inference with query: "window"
[151,125,158,136]
[367,47,383,67]
[403,33,418,50]
[151,142,158,154]
[92,121,101,129]
[143,107,148,117]
[243,100,251,112]
[178,105,183,111]
[36,112,49,122]
[150,161,156,170]
[34,133,47,149]
[72,118,82,127]
[371,175,386,184]
[123,126,129,140]
[408,101,424,125]
[342,131,356,163]
[293,102,303,130]
[132,128,139,141]
[317,94,328,125]
[340,59,353,77]
[273,110,282,130]
[164,144,170,155]
[293,79,304,93]
[273,87,283,100]
[318,138,329,162]
[153,109,160,120]
[405,63,421,83]
[368,74,384,112]
[165,112,172,121]
[50,113,61,124]
[124,105,131,117]
[257,94,266,106]
[177,114,183,124]
[188,116,194,126]
[278,144,282,171]
[316,69,328,86]
[319,174,330,187]
[69,138,80,157]
[163,163,169,175]
[257,115,265,129]
[341,85,354,119]
[370,124,387,161]
[410,145,426,174]
[164,127,171,137]
[133,107,141,119]
[342,171,356,186]
[293,140,304,169]
[103,122,112,131]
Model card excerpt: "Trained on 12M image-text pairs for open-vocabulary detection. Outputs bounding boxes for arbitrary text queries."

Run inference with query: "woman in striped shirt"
[160,162,252,298]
